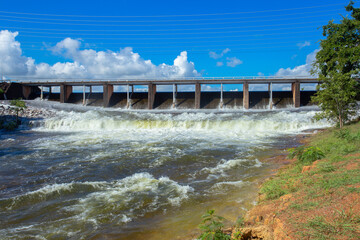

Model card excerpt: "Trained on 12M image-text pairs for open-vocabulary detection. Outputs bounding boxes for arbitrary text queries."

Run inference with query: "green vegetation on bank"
[198,210,231,240]
[260,121,360,239]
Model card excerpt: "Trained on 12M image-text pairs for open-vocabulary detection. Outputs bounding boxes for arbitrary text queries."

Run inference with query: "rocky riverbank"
[1,101,56,118]
[0,100,57,130]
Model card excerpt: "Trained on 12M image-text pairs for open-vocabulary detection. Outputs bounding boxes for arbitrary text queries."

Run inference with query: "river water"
[0,104,330,239]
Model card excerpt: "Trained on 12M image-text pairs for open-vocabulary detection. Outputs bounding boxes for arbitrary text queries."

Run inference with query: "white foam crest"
[207,180,248,194]
[65,173,193,225]
[201,159,249,175]
[2,181,107,211]
[34,110,330,140]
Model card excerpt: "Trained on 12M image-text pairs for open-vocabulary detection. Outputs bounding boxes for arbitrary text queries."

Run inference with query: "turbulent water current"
[0,104,331,239]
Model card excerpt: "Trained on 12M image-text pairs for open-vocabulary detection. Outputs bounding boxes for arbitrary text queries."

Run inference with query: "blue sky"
[0,0,353,91]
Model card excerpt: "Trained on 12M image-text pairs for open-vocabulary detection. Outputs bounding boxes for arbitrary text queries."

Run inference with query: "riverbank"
[229,121,360,239]
[0,100,57,119]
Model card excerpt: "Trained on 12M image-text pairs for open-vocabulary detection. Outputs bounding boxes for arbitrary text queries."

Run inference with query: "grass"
[258,120,360,239]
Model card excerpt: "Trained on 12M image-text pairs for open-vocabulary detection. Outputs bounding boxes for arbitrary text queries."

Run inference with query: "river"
[0,104,330,239]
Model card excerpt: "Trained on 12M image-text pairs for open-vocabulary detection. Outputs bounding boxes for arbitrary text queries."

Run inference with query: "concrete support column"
[60,84,72,103]
[220,83,224,108]
[243,82,249,109]
[292,81,300,108]
[82,85,86,106]
[103,84,114,107]
[40,86,44,100]
[172,84,176,108]
[22,85,32,100]
[195,83,201,109]
[49,86,52,95]
[269,82,273,109]
[148,83,156,110]
[126,84,130,109]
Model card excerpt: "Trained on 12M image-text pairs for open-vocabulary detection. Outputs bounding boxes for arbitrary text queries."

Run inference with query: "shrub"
[288,146,325,165]
[198,210,231,240]
[10,99,26,108]
[10,99,26,124]
[334,128,360,142]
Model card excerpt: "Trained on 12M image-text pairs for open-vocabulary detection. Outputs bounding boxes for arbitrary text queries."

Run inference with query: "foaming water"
[0,106,331,239]
[36,110,328,138]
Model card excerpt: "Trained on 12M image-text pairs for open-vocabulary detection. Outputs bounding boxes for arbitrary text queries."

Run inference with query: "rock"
[255,215,264,223]
[279,194,292,202]
[235,225,273,240]
[273,218,291,240]
[301,166,311,173]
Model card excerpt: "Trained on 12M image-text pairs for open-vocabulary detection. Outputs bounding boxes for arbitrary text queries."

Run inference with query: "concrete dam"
[35,90,314,109]
[2,77,320,109]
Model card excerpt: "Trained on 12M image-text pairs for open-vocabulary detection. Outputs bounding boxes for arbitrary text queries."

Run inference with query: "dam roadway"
[9,76,320,110]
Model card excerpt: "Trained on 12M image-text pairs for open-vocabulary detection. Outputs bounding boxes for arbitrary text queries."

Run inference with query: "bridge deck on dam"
[3,77,321,109]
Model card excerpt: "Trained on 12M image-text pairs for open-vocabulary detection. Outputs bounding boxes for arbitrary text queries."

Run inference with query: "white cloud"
[209,48,230,59]
[226,57,243,67]
[297,41,311,49]
[257,72,264,76]
[0,30,200,79]
[275,49,319,76]
[216,62,224,67]
[0,30,35,76]
[201,84,220,92]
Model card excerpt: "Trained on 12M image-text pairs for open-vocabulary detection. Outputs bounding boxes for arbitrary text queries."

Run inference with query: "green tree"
[311,1,360,128]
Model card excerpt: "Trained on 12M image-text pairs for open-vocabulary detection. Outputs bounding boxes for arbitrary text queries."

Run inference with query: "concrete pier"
[103,84,114,107]
[292,81,300,108]
[220,83,224,108]
[195,83,201,109]
[40,86,44,100]
[22,86,32,100]
[126,84,130,108]
[60,84,72,103]
[172,84,177,108]
[148,83,156,109]
[269,82,273,109]
[243,82,249,109]
[82,85,86,105]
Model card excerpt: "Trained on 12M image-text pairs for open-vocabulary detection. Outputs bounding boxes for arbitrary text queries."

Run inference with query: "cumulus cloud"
[209,48,230,59]
[216,62,224,67]
[275,49,319,76]
[226,57,243,67]
[297,41,311,49]
[0,30,35,76]
[0,30,200,79]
